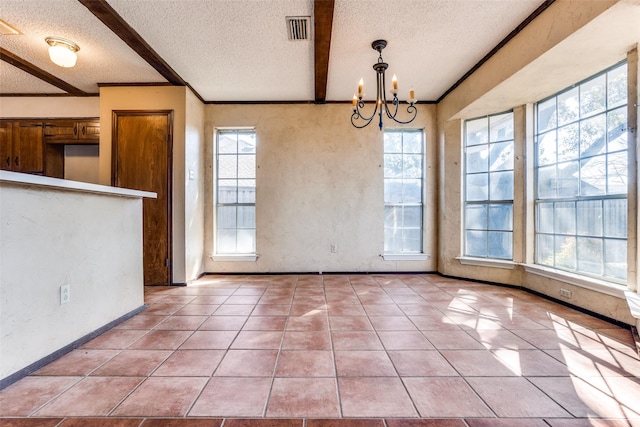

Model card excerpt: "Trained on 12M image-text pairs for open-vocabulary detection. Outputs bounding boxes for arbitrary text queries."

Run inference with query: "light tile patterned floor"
[1,274,639,427]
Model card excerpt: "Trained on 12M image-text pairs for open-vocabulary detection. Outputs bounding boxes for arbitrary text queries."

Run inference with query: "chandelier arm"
[388,103,418,125]
[351,110,374,128]
[354,99,378,122]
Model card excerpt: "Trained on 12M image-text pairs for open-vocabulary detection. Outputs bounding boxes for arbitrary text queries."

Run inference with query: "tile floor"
[1,274,639,427]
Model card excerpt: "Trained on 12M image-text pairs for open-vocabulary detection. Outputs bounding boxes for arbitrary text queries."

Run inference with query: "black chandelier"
[351,40,417,130]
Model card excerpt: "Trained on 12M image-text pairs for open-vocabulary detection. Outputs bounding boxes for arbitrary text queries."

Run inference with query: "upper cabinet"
[0,120,44,174]
[44,119,100,143]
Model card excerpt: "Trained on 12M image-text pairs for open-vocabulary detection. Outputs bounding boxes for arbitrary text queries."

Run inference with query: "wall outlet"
[60,284,71,305]
[331,244,337,253]
[560,288,571,298]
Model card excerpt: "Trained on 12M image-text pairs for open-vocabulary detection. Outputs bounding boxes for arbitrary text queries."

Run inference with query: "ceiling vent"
[286,16,311,41]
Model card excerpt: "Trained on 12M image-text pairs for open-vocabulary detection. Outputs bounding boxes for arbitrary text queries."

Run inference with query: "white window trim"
[456,256,515,270]
[624,291,640,320]
[383,253,430,261]
[211,254,258,262]
[523,263,626,298]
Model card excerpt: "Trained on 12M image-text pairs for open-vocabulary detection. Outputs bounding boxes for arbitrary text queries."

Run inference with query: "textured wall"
[204,103,437,273]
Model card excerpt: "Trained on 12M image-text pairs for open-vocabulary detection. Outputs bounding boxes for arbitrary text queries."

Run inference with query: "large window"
[464,112,514,259]
[215,129,256,255]
[535,62,627,281]
[384,129,424,254]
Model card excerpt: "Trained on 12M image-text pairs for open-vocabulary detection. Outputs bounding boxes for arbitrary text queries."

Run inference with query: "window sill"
[383,253,430,261]
[624,291,640,320]
[211,254,258,262]
[456,256,515,270]
[522,264,626,298]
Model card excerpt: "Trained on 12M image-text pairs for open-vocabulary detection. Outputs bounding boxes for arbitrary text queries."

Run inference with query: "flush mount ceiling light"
[351,40,417,130]
[45,36,79,68]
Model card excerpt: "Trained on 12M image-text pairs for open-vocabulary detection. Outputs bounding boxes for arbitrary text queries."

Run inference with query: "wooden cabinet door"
[44,120,78,142]
[113,111,173,286]
[14,121,43,173]
[78,120,100,142]
[0,121,13,171]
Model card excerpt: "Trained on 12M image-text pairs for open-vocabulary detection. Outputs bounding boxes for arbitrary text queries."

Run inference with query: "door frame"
[111,110,174,285]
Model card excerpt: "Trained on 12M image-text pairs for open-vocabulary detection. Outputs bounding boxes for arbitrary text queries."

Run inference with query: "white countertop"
[0,171,157,199]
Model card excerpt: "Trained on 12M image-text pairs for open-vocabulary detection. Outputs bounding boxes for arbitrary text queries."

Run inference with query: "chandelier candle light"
[351,40,417,130]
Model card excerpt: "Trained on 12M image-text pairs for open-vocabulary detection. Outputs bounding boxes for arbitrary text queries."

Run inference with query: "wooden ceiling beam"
[0,47,89,96]
[313,0,335,104]
[78,0,186,87]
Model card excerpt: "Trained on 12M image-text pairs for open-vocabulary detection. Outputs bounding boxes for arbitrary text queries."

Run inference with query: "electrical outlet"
[60,284,70,304]
[331,244,337,253]
[560,288,571,298]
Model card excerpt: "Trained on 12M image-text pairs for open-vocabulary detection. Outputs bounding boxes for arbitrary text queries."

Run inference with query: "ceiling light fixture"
[45,36,80,68]
[351,40,417,130]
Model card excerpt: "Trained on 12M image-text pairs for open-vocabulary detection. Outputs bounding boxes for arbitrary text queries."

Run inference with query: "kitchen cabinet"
[44,119,100,143]
[0,120,44,174]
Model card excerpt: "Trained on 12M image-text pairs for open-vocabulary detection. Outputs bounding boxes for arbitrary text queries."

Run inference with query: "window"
[463,112,514,259]
[215,129,256,255]
[384,129,424,254]
[535,62,627,281]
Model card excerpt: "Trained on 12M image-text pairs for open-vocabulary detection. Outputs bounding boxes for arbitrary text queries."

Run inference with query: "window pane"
[603,199,627,238]
[488,231,512,259]
[466,118,488,146]
[217,229,236,253]
[466,145,488,174]
[489,141,513,171]
[403,131,422,153]
[218,133,237,153]
[557,161,579,197]
[384,154,403,178]
[579,114,606,157]
[489,171,513,201]
[218,155,237,179]
[490,113,514,142]
[238,132,256,153]
[536,234,554,266]
[557,87,579,125]
[607,151,627,195]
[537,131,556,166]
[466,173,488,201]
[384,132,402,153]
[403,206,422,228]
[605,239,627,280]
[537,165,556,199]
[238,155,255,179]
[537,98,557,132]
[465,204,487,230]
[557,123,579,162]
[402,229,422,252]
[577,237,603,275]
[555,236,576,270]
[580,74,606,117]
[402,179,422,203]
[384,228,402,253]
[607,107,627,153]
[236,229,256,253]
[466,230,487,257]
[488,204,513,231]
[237,179,256,203]
[384,179,403,203]
[217,206,236,228]
[554,202,576,235]
[607,64,627,109]
[237,206,255,229]
[576,200,602,237]
[218,179,237,203]
[536,203,554,234]
[384,206,401,229]
[580,155,606,196]
[403,154,422,178]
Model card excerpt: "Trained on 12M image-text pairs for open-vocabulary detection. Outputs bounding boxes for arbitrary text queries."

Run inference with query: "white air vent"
[286,16,311,41]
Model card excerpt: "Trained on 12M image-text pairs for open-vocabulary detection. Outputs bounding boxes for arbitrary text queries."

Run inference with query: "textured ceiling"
[0,0,573,102]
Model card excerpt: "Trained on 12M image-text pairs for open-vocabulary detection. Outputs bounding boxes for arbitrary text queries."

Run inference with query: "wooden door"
[112,111,173,285]
[0,121,13,171]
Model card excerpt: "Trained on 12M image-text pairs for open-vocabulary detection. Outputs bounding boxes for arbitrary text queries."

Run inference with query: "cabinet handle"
[14,156,19,166]
[74,125,77,136]
[81,125,86,136]
[5,156,9,166]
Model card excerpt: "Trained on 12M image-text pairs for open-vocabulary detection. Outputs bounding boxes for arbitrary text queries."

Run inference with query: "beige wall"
[99,86,189,284]
[0,174,145,381]
[0,97,99,118]
[204,103,437,273]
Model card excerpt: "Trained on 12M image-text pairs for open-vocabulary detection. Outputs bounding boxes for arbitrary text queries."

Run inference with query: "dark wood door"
[14,121,44,173]
[112,111,173,285]
[0,121,13,171]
